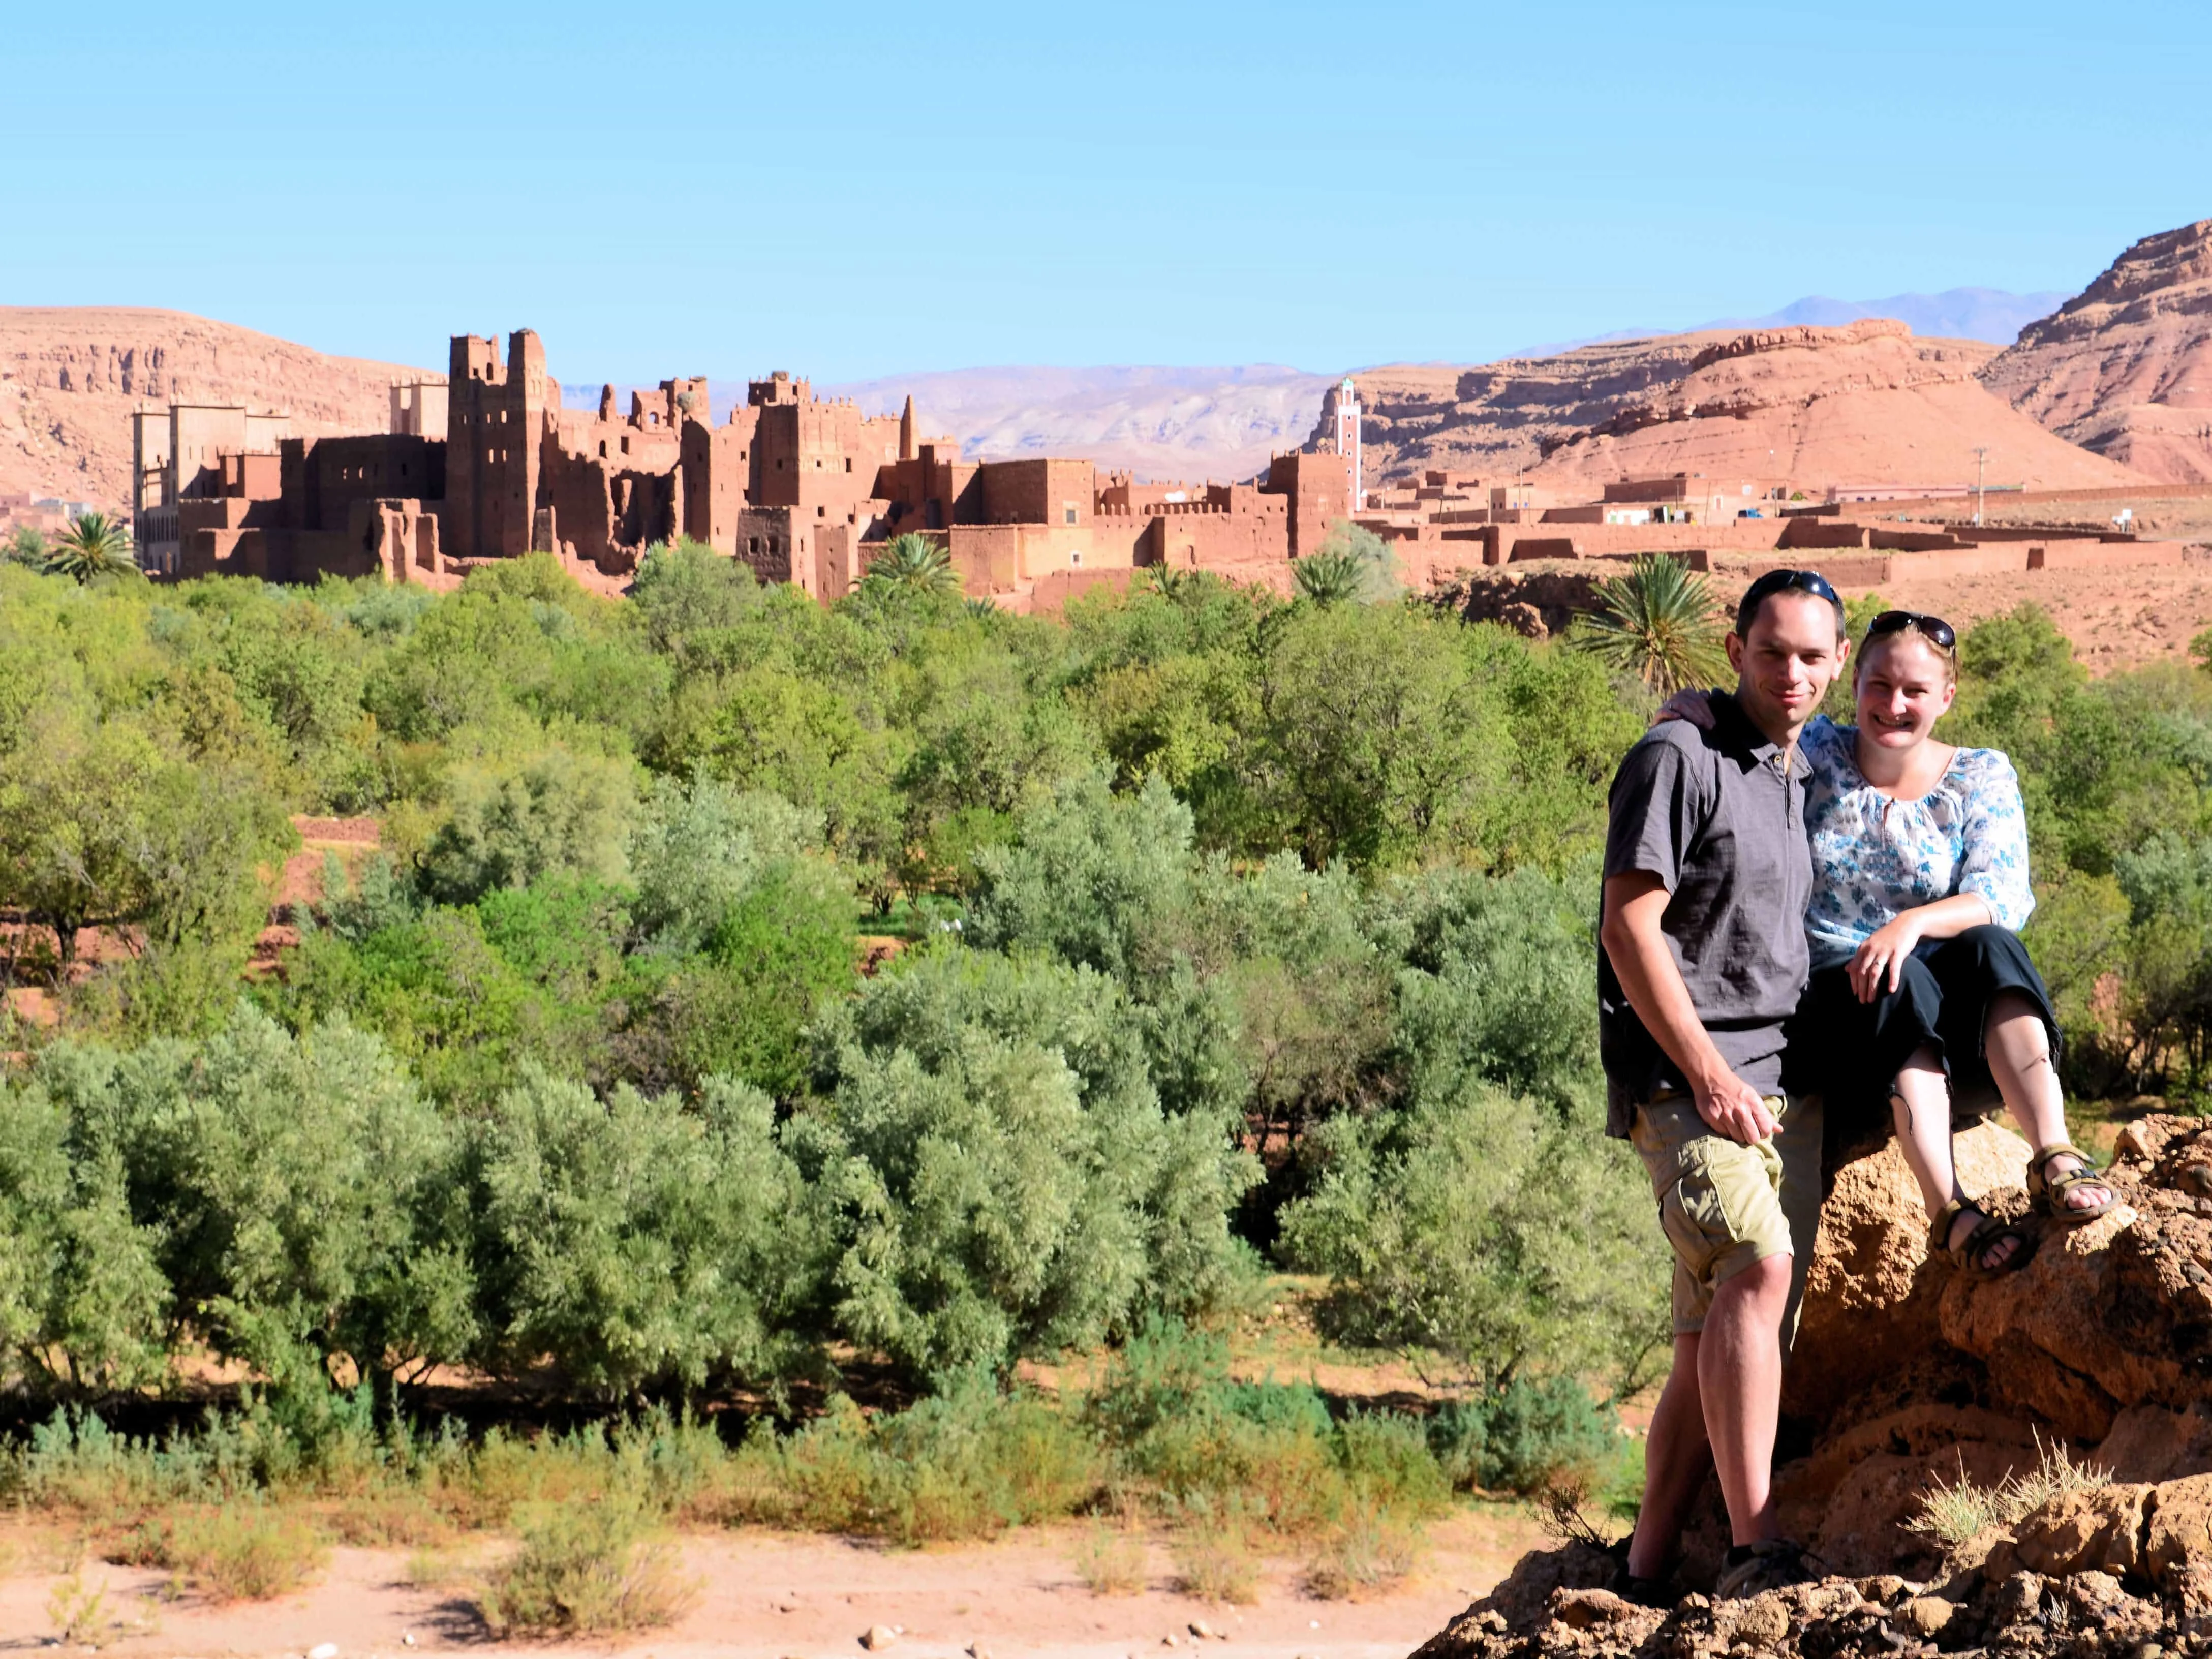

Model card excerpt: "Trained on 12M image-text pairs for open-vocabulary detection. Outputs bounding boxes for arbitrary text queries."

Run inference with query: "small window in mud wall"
[599,442,607,458]
[817,505,825,517]
[1069,548,1082,568]
[844,457,852,472]
[748,537,759,554]
[1063,503,1077,525]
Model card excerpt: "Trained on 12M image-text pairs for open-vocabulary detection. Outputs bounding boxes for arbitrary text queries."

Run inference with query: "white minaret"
[1334,377,1363,510]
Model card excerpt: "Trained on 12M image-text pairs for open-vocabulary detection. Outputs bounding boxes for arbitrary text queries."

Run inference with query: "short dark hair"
[1735,567,1846,640]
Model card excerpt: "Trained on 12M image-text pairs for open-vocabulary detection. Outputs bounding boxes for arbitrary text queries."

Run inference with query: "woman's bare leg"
[1891,1044,2021,1269]
[1985,991,2111,1213]
[1890,1046,1959,1216]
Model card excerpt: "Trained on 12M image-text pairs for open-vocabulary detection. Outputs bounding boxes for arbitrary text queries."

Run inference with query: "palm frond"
[40,512,138,583]
[1569,553,1729,695]
[865,532,960,594]
[1292,548,1372,607]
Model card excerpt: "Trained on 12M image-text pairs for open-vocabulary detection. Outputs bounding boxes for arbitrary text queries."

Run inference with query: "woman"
[1672,608,2115,1276]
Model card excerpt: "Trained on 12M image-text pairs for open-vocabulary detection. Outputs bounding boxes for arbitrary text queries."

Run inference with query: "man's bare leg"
[1698,1253,1792,1546]
[1627,1333,1709,1580]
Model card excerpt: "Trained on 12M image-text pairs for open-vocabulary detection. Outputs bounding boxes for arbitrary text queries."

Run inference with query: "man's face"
[1727,591,1846,738]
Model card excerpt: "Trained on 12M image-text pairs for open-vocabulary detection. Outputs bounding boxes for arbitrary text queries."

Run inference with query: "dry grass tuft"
[1303,1507,1424,1600]
[1908,1433,2110,1548]
[1171,1506,1261,1605]
[1073,1519,1150,1595]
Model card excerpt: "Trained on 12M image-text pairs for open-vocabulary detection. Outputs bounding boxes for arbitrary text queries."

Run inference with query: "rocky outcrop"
[1981,220,2212,484]
[1415,1543,2199,1659]
[1318,321,2141,499]
[0,306,434,512]
[1412,1112,2212,1657]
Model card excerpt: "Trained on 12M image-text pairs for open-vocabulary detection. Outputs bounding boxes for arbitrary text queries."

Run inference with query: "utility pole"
[1972,446,1990,527]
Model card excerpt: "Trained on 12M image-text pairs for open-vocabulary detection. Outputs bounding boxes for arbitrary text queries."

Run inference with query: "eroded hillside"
[0,307,434,511]
[1981,218,2212,483]
[1320,320,2143,493]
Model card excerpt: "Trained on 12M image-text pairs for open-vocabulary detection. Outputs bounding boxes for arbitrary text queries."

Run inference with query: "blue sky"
[7,1,2205,383]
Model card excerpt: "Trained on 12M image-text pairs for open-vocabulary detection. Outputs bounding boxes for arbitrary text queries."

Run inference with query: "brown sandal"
[1930,1197,2037,1279]
[2028,1143,2116,1227]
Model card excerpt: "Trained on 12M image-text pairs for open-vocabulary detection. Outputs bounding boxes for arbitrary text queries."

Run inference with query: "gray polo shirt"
[1597,692,1811,1138]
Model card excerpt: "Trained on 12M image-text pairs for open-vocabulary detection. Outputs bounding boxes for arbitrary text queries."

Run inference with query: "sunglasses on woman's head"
[1865,610,1957,650]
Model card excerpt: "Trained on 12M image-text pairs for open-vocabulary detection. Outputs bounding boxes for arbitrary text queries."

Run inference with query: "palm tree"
[1291,547,1372,607]
[1143,565,1195,602]
[863,532,960,596]
[1570,552,1730,696]
[41,513,138,583]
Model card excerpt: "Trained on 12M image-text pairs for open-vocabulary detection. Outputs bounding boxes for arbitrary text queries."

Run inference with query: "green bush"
[798,950,1260,1381]
[472,1072,827,1395]
[1367,863,1601,1110]
[967,770,1194,983]
[724,1376,1101,1544]
[1276,1080,1666,1394]
[1428,1374,1617,1496]
[30,1006,475,1403]
[417,746,635,906]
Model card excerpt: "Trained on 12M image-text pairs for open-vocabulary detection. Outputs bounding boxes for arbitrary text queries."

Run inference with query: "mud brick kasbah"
[128,327,1359,611]
[126,325,2192,613]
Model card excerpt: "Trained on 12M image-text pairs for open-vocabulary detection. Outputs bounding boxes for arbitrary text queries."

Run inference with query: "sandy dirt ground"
[0,1510,1546,1659]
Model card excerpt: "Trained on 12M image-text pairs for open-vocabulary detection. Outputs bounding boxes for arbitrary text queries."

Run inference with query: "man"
[1598,568,1848,1601]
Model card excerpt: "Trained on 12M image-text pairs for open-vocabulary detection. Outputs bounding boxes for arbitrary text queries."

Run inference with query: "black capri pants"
[1783,923,2060,1143]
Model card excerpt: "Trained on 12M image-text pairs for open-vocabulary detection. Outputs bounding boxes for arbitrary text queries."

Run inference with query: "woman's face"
[1855,634,1956,751]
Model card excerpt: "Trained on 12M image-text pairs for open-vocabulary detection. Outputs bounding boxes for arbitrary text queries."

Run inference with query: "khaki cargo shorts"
[1629,1090,1823,1343]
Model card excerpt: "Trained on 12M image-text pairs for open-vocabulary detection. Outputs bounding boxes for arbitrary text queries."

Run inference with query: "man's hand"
[1604,872,1780,1146]
[1692,1067,1781,1145]
[1848,911,1925,1004]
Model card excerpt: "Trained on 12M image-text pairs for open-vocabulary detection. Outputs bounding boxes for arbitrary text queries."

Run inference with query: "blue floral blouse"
[1797,716,2036,970]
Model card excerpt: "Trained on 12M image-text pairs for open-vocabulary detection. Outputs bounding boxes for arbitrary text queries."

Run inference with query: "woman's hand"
[1849,912,1926,1003]
[1653,689,1716,729]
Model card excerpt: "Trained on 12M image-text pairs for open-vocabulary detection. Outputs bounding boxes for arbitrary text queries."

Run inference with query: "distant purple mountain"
[1738,288,2070,344]
[1511,287,2071,357]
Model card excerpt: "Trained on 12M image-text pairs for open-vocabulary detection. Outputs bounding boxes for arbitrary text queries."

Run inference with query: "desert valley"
[17,10,2212,1644]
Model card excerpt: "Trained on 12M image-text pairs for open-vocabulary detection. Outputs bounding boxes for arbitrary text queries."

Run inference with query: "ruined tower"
[445,329,553,560]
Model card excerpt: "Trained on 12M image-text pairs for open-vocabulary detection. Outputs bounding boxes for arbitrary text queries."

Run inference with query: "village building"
[126,327,1367,605]
[126,326,2153,610]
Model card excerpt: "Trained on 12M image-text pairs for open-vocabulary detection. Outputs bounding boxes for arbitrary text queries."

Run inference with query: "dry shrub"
[321,1488,450,1547]
[1171,1502,1261,1605]
[47,1570,111,1644]
[1073,1520,1149,1595]
[1303,1506,1424,1600]
[116,1505,328,1602]
[405,1544,468,1588]
[476,1499,698,1637]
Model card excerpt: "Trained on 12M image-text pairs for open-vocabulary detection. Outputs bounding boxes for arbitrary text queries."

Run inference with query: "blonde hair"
[1854,620,1957,690]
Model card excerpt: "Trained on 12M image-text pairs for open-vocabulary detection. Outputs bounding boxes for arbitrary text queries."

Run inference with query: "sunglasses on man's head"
[1865,610,1957,650]
[1741,568,1841,609]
